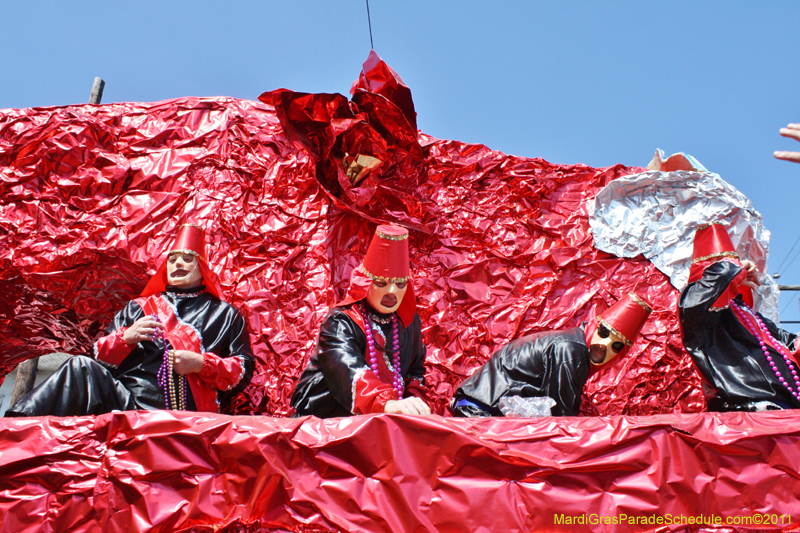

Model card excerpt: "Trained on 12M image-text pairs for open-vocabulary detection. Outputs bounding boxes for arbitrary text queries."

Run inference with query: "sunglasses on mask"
[373,280,408,289]
[598,324,626,354]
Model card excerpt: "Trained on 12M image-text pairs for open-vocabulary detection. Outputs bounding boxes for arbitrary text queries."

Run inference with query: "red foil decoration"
[1,52,704,417]
[1,410,799,532]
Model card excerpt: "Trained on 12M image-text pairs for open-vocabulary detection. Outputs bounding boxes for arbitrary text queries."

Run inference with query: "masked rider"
[452,292,651,417]
[291,224,430,417]
[6,224,255,417]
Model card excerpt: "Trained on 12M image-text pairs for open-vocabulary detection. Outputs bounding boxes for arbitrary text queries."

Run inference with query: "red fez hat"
[170,224,206,257]
[587,292,652,365]
[688,223,751,306]
[362,225,410,282]
[339,224,416,327]
[140,224,225,300]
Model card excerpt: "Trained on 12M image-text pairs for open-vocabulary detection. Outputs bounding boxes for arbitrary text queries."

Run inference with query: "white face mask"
[166,252,203,288]
[366,279,408,314]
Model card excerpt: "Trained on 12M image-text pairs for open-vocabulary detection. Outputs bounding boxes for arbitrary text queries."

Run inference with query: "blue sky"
[2,1,799,321]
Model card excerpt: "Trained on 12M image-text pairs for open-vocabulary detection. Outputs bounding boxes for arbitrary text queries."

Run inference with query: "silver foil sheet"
[589,165,779,323]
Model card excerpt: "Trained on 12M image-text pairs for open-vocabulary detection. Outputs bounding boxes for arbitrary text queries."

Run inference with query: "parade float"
[0,52,798,532]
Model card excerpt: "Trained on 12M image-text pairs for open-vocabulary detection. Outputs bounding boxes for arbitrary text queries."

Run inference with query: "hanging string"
[366,0,374,50]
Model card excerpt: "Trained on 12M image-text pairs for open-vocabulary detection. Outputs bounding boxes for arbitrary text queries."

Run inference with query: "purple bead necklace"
[153,314,188,410]
[358,303,404,397]
[730,300,800,401]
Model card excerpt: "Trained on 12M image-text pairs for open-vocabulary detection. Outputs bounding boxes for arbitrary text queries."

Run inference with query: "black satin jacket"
[452,327,590,417]
[99,286,255,411]
[679,260,800,411]
[290,304,426,418]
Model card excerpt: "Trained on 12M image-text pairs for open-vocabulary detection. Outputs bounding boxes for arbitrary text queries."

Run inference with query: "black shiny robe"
[452,327,591,417]
[679,260,800,411]
[102,288,255,411]
[6,287,255,417]
[291,304,427,418]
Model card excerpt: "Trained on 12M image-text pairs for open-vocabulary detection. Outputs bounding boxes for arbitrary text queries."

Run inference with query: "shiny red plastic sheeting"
[1,410,800,532]
[1,53,704,415]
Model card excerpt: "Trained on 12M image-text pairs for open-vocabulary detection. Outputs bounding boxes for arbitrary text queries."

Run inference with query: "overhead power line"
[774,232,800,275]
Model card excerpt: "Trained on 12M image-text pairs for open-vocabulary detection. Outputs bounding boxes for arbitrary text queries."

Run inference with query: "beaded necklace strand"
[153,314,188,410]
[730,300,800,401]
[358,303,404,397]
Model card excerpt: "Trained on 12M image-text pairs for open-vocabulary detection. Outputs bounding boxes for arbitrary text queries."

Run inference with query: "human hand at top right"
[774,123,800,163]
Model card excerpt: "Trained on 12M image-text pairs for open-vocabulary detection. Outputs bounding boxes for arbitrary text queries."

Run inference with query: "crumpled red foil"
[0,52,704,416]
[2,410,799,532]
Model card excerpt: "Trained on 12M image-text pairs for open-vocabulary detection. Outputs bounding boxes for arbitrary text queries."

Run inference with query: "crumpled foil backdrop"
[2,51,715,416]
[589,169,780,323]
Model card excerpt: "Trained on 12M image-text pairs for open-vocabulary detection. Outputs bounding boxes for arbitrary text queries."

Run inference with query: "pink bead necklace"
[359,303,404,397]
[730,300,800,401]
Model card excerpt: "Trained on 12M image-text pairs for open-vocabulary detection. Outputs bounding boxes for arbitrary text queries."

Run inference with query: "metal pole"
[89,77,105,104]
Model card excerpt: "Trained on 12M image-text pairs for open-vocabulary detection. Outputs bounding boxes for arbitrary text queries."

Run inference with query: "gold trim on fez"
[180,223,205,231]
[597,317,633,347]
[358,263,409,284]
[691,251,739,264]
[376,230,408,241]
[696,222,727,231]
[628,292,652,313]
